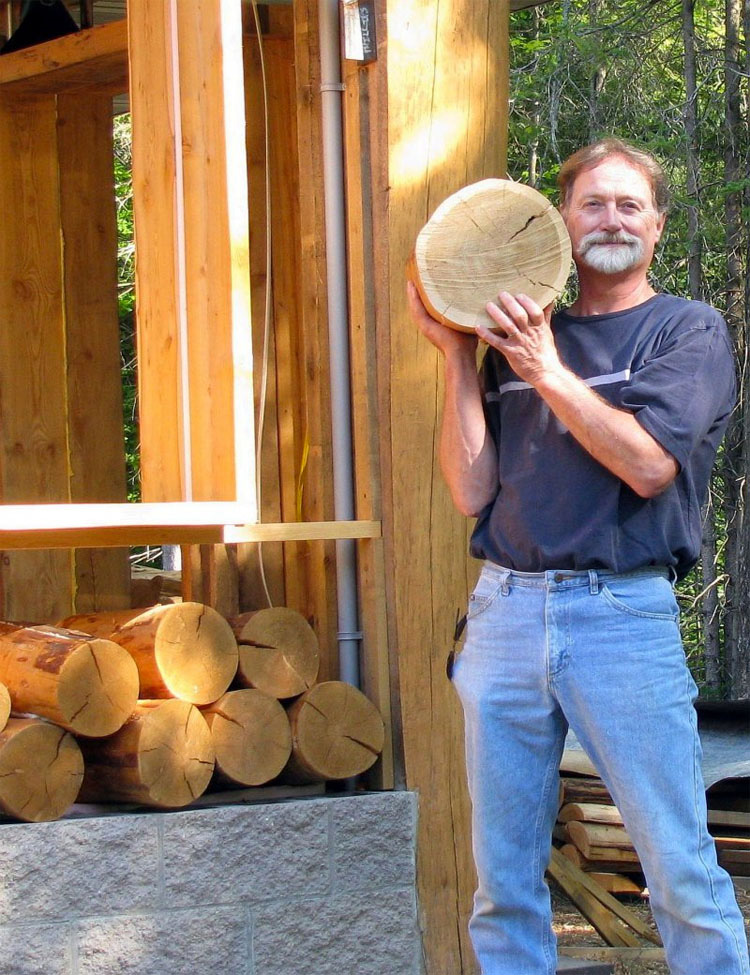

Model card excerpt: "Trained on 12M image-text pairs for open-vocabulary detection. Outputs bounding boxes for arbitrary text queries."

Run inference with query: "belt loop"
[501,570,510,596]
[588,570,599,595]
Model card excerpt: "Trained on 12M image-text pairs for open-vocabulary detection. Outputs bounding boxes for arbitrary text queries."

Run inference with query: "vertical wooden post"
[350,2,511,971]
[128,0,255,507]
[128,0,256,612]
[0,94,73,622]
[58,93,130,612]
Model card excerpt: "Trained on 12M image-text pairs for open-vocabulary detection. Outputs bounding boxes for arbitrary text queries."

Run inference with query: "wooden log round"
[0,622,139,737]
[60,602,239,705]
[0,681,10,732]
[78,699,215,808]
[285,680,384,782]
[231,607,319,699]
[0,717,84,822]
[409,178,572,332]
[202,688,292,786]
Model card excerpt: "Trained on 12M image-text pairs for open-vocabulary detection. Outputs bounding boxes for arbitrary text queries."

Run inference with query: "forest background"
[507,0,749,699]
[113,0,749,700]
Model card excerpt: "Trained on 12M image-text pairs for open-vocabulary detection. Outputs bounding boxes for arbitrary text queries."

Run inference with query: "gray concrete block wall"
[0,792,421,975]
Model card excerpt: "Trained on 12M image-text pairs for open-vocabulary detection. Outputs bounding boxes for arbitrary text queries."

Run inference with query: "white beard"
[578,231,645,274]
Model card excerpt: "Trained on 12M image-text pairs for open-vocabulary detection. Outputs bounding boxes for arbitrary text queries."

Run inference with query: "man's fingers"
[512,292,546,325]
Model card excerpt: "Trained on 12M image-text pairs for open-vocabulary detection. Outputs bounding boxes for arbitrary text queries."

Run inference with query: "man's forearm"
[440,351,499,516]
[534,364,678,498]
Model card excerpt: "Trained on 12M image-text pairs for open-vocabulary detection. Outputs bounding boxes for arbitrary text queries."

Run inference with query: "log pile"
[0,602,384,823]
[556,775,750,890]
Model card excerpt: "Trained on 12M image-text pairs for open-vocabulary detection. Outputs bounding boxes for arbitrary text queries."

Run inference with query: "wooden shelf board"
[0,502,381,549]
[0,20,128,95]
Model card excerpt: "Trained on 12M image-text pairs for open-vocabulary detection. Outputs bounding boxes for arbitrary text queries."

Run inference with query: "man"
[408,139,750,975]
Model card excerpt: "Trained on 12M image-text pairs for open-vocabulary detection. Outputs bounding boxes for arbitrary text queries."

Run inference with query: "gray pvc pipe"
[318,0,361,689]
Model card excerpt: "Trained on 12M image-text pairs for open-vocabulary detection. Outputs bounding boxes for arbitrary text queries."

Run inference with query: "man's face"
[560,156,666,276]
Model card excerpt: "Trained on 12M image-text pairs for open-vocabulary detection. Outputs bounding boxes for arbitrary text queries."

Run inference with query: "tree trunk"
[0,622,139,737]
[78,699,214,808]
[283,680,384,782]
[588,0,607,140]
[721,0,750,698]
[60,602,239,705]
[201,688,291,786]
[0,716,84,822]
[231,607,319,699]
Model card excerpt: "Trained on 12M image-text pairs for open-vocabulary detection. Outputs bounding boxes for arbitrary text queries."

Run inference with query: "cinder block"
[252,889,421,975]
[0,817,160,922]
[0,922,72,975]
[75,908,248,975]
[161,801,330,907]
[331,792,417,892]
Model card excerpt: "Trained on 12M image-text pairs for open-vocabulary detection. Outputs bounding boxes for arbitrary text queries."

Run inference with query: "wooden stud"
[57,92,130,613]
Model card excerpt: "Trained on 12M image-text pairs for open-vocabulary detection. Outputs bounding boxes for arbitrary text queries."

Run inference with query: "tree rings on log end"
[285,681,385,782]
[233,607,319,699]
[202,688,292,786]
[0,717,84,822]
[79,699,215,808]
[410,178,572,332]
[57,639,140,737]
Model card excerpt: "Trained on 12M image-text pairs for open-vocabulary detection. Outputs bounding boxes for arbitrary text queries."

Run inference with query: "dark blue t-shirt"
[469,294,736,580]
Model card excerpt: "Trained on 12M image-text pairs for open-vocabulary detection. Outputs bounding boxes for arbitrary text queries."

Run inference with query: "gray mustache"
[580,231,640,250]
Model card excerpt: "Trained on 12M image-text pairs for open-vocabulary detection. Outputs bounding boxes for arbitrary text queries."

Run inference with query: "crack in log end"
[507,207,550,243]
[211,708,244,729]
[302,699,328,720]
[66,696,91,726]
[342,733,380,757]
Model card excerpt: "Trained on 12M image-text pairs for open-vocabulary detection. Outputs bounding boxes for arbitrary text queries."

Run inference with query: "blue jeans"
[452,562,750,975]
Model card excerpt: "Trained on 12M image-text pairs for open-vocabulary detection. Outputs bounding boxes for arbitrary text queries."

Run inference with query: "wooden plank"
[0,20,127,95]
[376,2,510,971]
[559,803,624,825]
[548,849,661,945]
[57,93,130,612]
[128,0,183,501]
[547,851,642,948]
[0,94,73,622]
[291,0,337,679]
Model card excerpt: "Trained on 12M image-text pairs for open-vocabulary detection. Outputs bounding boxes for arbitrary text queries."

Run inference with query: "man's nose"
[600,201,623,230]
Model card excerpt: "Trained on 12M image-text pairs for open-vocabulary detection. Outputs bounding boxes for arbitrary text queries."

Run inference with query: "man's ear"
[654,211,667,242]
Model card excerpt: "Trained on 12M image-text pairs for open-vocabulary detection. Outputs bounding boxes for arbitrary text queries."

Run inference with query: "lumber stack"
[556,775,750,888]
[0,601,385,823]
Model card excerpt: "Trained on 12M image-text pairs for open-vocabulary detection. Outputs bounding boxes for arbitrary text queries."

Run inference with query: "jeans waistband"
[481,561,673,591]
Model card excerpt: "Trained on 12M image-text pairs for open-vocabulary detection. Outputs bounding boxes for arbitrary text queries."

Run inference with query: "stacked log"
[60,602,238,705]
[201,688,291,787]
[0,600,386,821]
[78,700,214,807]
[557,775,750,889]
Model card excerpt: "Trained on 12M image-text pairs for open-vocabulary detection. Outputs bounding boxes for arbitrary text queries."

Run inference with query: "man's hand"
[407,281,478,359]
[477,291,561,386]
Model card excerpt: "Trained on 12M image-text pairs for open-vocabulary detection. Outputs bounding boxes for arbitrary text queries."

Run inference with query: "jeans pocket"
[467,576,505,620]
[600,576,679,621]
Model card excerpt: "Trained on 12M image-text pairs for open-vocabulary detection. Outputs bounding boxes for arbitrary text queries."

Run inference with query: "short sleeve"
[620,318,736,468]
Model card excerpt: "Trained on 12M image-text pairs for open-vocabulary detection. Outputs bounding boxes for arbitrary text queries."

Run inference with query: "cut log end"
[0,682,10,732]
[79,699,215,808]
[58,639,140,736]
[203,688,292,786]
[285,681,384,782]
[233,607,319,699]
[0,717,84,822]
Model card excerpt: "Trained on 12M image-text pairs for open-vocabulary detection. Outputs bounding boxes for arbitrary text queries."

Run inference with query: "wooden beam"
[128,0,255,513]
[57,92,130,612]
[0,94,73,622]
[0,20,127,95]
[373,2,510,971]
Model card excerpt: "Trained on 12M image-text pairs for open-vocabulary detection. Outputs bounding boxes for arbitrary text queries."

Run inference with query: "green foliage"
[113,115,139,502]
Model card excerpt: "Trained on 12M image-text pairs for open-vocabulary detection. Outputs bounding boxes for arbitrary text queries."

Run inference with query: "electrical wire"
[250,0,274,609]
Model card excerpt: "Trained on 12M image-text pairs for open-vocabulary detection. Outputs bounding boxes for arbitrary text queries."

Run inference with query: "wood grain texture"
[0,717,84,822]
[375,2,511,970]
[57,92,130,612]
[0,19,127,95]
[0,94,73,622]
[411,179,571,332]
